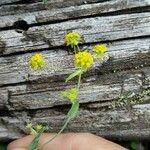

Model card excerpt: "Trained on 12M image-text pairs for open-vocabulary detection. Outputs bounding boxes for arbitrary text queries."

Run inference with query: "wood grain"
[0,38,149,86]
[0,0,150,28]
[0,12,150,55]
[0,0,150,142]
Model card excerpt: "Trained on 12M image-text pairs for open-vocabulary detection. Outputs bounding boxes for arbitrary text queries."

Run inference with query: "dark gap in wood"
[10,0,39,5]
[0,26,13,31]
[0,110,12,116]
[3,99,112,113]
[17,103,71,113]
[82,0,112,4]
[0,0,40,6]
[0,6,150,32]
[0,80,30,88]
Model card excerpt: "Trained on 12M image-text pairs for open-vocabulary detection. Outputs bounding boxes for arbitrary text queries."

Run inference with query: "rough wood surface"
[0,38,149,85]
[0,0,150,28]
[0,0,150,142]
[1,12,150,55]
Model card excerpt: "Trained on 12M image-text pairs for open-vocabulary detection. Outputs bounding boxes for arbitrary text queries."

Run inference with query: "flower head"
[64,32,81,48]
[26,122,33,129]
[29,53,46,69]
[26,122,37,135]
[93,44,108,55]
[75,51,94,71]
[36,124,43,131]
[62,88,78,104]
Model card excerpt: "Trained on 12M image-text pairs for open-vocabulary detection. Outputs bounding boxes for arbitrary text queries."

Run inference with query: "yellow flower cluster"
[64,32,81,48]
[93,44,108,55]
[75,51,94,71]
[62,88,78,104]
[29,53,46,69]
[26,123,44,135]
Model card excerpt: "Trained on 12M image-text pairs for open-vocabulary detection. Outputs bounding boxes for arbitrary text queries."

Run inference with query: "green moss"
[110,89,150,109]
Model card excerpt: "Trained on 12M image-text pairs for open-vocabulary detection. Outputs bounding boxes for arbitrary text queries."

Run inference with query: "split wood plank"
[0,0,150,28]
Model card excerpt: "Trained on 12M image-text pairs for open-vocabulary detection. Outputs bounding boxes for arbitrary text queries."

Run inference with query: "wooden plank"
[0,66,149,110]
[0,0,150,143]
[0,0,41,5]
[0,103,150,141]
[0,0,150,28]
[0,0,149,16]
[0,38,149,86]
[0,12,150,55]
[0,0,20,5]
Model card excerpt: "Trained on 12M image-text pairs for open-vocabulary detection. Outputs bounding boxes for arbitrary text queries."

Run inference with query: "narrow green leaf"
[65,70,82,83]
[28,127,45,150]
[0,143,7,150]
[67,101,79,119]
[130,141,138,150]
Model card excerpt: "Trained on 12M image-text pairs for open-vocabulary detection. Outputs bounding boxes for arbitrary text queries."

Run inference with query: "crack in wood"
[0,0,150,142]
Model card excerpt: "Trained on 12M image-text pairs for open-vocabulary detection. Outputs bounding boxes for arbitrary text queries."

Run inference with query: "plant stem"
[76,45,80,52]
[38,117,70,150]
[77,72,82,93]
[73,46,76,54]
[37,63,82,150]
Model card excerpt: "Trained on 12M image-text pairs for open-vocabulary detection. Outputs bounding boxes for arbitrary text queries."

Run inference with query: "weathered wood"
[0,0,150,142]
[0,0,41,5]
[0,103,150,141]
[0,0,20,5]
[0,38,149,86]
[0,12,150,55]
[4,68,150,110]
[0,0,150,28]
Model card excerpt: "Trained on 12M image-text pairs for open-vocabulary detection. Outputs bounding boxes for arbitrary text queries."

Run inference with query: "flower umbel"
[93,44,108,55]
[26,123,45,136]
[26,122,37,136]
[30,53,46,69]
[26,122,33,129]
[36,124,43,131]
[75,51,94,71]
[64,32,81,48]
[62,88,78,104]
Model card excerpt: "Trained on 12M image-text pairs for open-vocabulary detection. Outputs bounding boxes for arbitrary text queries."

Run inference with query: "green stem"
[73,46,76,54]
[76,45,80,52]
[37,67,82,150]
[77,72,82,93]
[38,117,70,150]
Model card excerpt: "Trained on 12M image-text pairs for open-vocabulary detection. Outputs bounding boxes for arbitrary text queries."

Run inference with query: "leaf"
[67,101,79,119]
[130,141,138,150]
[65,70,82,83]
[0,143,7,150]
[28,127,46,150]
